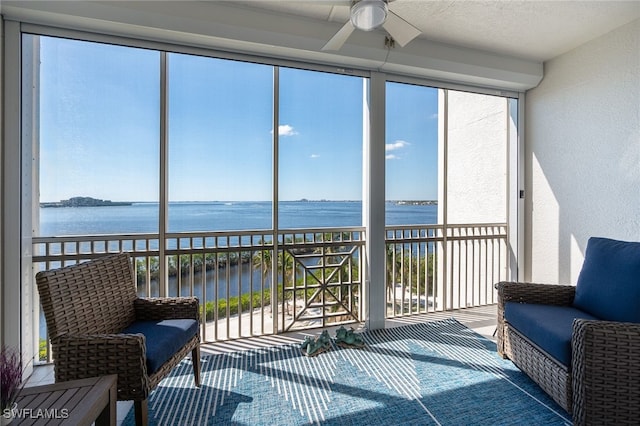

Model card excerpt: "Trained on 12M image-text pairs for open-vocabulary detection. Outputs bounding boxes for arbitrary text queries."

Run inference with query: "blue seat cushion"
[573,237,640,323]
[122,319,199,374]
[504,302,599,367]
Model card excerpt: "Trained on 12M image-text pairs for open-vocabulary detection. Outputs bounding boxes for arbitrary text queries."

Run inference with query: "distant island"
[295,199,437,205]
[40,198,437,207]
[394,200,437,206]
[41,196,132,208]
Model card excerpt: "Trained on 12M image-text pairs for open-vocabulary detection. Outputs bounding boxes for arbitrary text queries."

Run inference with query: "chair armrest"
[134,297,200,322]
[52,334,150,400]
[571,319,640,424]
[497,281,576,306]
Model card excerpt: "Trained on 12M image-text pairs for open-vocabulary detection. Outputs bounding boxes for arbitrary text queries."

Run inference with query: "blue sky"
[39,36,438,202]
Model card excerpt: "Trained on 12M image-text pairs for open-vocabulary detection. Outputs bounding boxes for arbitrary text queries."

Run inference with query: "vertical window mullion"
[159,51,169,297]
[272,65,280,333]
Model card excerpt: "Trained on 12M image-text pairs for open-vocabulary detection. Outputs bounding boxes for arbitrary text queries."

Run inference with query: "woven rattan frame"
[36,253,201,425]
[572,319,640,425]
[503,323,572,411]
[497,281,640,425]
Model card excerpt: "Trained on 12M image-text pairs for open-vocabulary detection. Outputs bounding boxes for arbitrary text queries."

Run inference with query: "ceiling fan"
[322,0,421,51]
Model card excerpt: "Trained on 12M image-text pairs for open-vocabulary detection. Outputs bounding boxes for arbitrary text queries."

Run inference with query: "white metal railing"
[32,223,506,361]
[278,229,364,332]
[385,225,442,317]
[32,227,365,358]
[385,223,508,318]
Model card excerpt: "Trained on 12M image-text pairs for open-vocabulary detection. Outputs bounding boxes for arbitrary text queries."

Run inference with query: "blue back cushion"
[573,237,640,323]
[122,319,199,374]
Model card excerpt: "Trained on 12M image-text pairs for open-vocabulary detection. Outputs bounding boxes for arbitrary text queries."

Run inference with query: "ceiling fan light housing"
[350,0,388,31]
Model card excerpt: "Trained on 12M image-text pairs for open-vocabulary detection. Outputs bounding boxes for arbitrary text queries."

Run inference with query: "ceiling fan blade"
[322,21,355,51]
[382,10,421,47]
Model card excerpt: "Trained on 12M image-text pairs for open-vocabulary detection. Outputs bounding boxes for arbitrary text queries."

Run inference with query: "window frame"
[3,21,524,364]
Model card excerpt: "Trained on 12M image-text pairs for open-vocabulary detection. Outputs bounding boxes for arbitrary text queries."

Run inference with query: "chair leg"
[192,346,201,387]
[135,399,148,426]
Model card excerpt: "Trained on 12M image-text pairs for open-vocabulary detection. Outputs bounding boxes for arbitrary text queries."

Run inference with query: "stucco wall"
[525,19,640,284]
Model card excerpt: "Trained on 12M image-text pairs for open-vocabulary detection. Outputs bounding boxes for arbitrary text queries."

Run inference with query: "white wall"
[525,19,640,284]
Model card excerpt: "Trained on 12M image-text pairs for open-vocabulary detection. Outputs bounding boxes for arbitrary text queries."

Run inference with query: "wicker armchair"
[497,238,640,425]
[36,253,201,426]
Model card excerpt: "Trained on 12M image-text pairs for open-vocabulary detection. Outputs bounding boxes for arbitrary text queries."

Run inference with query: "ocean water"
[39,201,438,236]
[37,200,438,301]
[37,201,438,338]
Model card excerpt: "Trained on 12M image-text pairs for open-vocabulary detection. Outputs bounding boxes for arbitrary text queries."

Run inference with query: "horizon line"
[40,199,439,204]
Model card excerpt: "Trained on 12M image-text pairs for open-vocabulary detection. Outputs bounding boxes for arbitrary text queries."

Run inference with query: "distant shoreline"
[41,196,132,208]
[393,200,437,206]
[40,197,438,207]
[40,198,437,207]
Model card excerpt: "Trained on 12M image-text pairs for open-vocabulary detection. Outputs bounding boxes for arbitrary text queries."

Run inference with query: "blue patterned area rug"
[123,318,571,425]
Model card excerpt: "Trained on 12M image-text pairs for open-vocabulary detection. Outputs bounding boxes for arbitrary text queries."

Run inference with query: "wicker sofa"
[36,253,201,426]
[497,237,640,425]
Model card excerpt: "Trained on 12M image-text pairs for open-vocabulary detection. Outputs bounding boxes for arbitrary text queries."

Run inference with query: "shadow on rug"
[123,318,571,425]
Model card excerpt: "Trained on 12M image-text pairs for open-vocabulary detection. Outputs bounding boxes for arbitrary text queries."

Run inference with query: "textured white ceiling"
[230,0,640,62]
[2,0,637,90]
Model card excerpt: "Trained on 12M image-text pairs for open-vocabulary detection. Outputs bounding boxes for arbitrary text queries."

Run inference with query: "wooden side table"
[11,375,117,426]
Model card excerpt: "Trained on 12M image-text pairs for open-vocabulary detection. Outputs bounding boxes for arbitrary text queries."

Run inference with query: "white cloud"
[386,154,400,160]
[278,124,298,136]
[386,140,410,152]
[310,154,320,158]
[429,113,438,119]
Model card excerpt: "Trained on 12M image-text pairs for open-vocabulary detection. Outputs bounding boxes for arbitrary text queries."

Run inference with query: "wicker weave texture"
[134,297,200,321]
[36,253,138,338]
[53,333,150,400]
[503,324,572,412]
[36,253,201,408]
[572,319,640,425]
[497,280,640,426]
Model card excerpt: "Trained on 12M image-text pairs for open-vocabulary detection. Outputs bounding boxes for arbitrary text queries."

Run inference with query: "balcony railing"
[32,223,507,360]
[385,223,508,317]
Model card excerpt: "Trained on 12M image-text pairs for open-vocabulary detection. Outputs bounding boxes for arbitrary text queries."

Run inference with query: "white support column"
[23,32,40,373]
[0,16,4,352]
[363,72,386,330]
[0,15,6,352]
[511,94,525,281]
[437,89,449,311]
[3,20,36,377]
[2,20,21,351]
[271,66,280,334]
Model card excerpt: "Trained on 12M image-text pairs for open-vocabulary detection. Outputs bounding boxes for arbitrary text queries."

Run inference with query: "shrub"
[1,346,23,413]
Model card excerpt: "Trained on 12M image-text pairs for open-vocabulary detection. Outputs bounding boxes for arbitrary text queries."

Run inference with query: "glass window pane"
[167,54,273,232]
[385,82,439,225]
[278,68,363,228]
[446,90,508,224]
[37,36,160,236]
